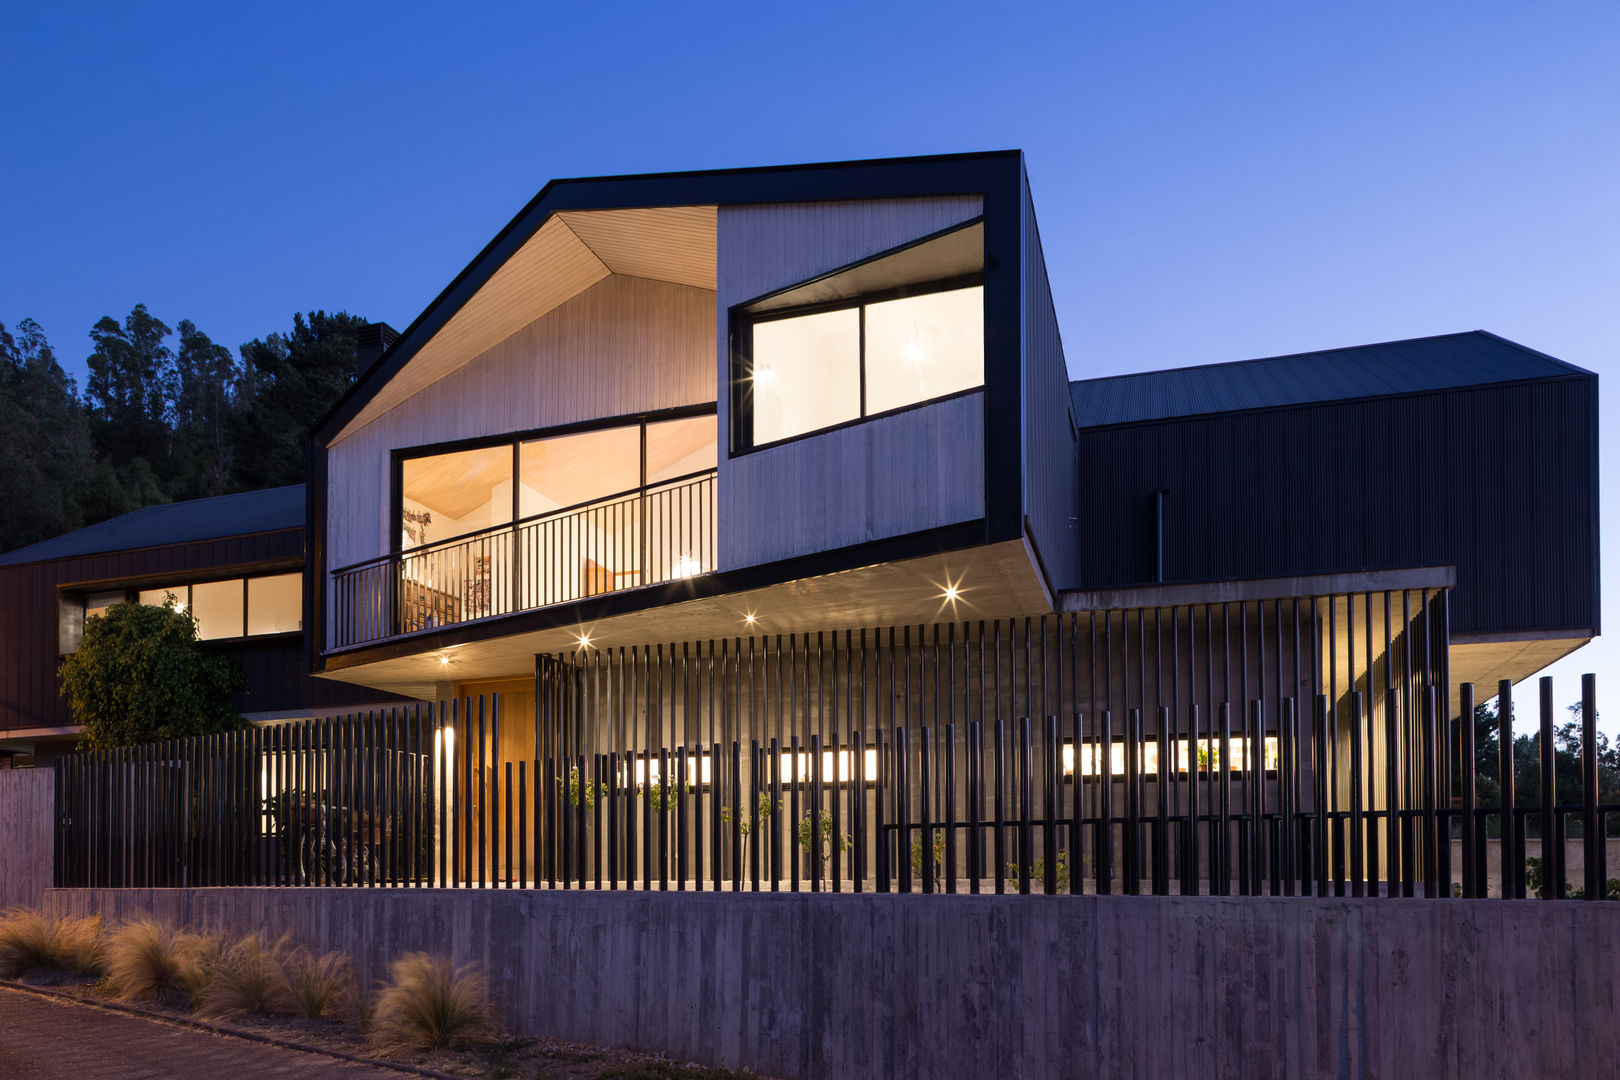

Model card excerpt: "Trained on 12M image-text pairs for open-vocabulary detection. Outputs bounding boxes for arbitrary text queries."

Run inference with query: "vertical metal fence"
[55,595,1614,900]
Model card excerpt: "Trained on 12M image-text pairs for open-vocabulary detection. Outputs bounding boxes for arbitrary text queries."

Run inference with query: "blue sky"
[2,2,1615,725]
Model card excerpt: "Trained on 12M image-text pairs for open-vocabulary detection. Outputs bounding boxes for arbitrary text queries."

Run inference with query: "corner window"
[739,283,983,450]
[731,218,986,452]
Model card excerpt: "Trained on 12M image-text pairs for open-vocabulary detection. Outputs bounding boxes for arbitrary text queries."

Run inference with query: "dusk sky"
[3,3,1615,726]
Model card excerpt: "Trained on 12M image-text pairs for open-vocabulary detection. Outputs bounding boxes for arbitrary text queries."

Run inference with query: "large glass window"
[398,412,718,553]
[518,426,640,518]
[646,415,719,484]
[400,444,513,550]
[750,309,862,445]
[62,573,303,653]
[190,579,245,640]
[247,573,302,635]
[863,286,984,416]
[739,283,983,449]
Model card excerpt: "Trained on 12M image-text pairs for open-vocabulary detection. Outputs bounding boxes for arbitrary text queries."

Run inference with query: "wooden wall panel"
[325,274,718,582]
[1021,183,1079,592]
[718,393,986,568]
[716,197,986,572]
[0,769,53,907]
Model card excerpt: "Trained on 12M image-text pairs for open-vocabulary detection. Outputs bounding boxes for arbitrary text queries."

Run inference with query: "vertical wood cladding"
[716,197,987,570]
[1020,178,1078,592]
[1075,377,1599,636]
[324,274,718,579]
[0,528,410,732]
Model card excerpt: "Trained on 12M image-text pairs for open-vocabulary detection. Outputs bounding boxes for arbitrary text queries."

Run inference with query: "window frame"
[59,569,306,655]
[730,272,985,454]
[388,403,718,556]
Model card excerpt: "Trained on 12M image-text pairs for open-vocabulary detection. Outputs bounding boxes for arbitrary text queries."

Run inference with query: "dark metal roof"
[0,485,304,567]
[1070,331,1590,428]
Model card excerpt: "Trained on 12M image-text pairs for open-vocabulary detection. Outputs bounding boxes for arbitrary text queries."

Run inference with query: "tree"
[0,319,94,550]
[85,304,174,468]
[170,319,240,498]
[232,311,367,489]
[1470,696,1618,836]
[58,598,242,750]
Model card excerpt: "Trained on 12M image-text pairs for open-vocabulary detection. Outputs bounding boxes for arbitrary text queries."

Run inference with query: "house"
[0,485,412,767]
[20,150,1601,896]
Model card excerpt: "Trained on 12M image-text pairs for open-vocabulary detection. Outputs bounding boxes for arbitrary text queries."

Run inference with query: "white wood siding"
[716,197,986,570]
[326,274,716,583]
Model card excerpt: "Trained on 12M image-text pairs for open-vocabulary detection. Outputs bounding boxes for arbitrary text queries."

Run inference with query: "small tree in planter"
[58,597,243,749]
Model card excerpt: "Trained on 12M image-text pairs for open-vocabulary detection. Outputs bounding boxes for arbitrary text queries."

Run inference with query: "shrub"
[57,598,242,750]
[0,907,66,977]
[370,952,494,1053]
[105,917,213,1006]
[198,933,292,1018]
[0,908,108,980]
[285,946,355,1019]
[56,913,106,976]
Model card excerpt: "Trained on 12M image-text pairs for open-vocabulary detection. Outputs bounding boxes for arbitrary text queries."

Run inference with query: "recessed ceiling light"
[578,633,592,648]
[438,655,451,667]
[743,612,757,627]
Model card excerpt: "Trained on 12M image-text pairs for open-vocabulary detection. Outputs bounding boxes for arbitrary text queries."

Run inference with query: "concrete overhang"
[316,539,1053,700]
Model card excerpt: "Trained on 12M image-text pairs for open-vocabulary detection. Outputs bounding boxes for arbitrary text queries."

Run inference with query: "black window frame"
[730,273,986,455]
[388,403,719,557]
[59,569,305,655]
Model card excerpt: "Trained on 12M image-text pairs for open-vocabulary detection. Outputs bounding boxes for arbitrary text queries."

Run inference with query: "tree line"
[1471,697,1618,836]
[0,306,370,553]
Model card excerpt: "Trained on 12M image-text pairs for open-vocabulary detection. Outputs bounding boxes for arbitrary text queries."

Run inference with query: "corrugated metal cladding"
[1070,331,1589,428]
[1075,376,1598,637]
[1020,173,1079,591]
[0,527,413,732]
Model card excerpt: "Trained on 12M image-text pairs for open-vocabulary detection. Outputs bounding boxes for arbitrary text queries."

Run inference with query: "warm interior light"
[778,747,881,784]
[674,555,702,578]
[743,612,757,627]
[578,633,592,649]
[438,655,450,667]
[942,585,960,602]
[753,364,774,386]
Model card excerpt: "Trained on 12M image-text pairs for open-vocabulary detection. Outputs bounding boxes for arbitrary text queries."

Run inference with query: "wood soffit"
[314,539,1051,700]
[335,206,719,443]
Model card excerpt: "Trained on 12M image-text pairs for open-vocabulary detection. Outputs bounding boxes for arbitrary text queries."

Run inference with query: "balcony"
[331,470,715,649]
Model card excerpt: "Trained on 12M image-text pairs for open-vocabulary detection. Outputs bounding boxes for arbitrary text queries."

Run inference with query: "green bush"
[58,598,242,749]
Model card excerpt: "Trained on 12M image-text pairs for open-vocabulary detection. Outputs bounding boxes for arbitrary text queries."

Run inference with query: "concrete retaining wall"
[43,886,1619,1079]
[0,769,53,909]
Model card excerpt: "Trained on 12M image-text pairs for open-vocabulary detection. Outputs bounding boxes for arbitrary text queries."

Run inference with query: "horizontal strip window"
[1062,736,1281,780]
[59,572,303,654]
[734,279,984,451]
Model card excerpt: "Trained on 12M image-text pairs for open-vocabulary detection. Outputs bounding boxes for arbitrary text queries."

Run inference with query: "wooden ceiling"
[402,445,513,522]
[336,205,718,442]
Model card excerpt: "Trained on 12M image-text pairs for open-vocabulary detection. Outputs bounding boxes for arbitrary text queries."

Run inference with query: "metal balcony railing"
[330,470,715,649]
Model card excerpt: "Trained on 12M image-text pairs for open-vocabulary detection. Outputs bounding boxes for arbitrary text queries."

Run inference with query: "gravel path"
[0,987,403,1080]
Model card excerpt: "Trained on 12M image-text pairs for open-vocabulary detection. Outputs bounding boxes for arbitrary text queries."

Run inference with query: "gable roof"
[0,485,304,568]
[1069,331,1590,428]
[314,150,1025,445]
